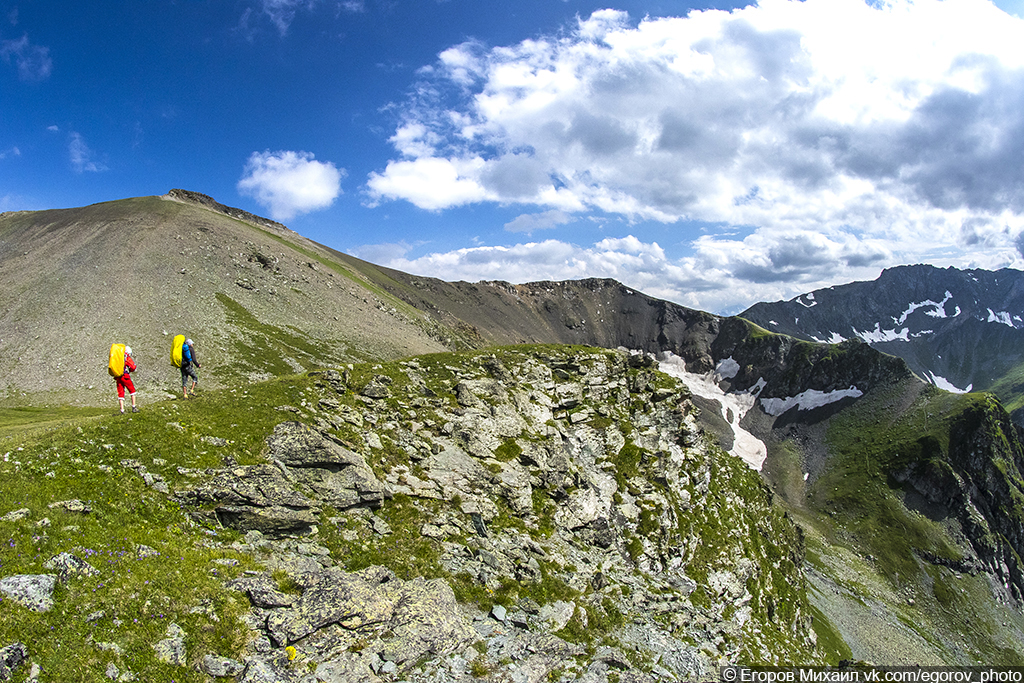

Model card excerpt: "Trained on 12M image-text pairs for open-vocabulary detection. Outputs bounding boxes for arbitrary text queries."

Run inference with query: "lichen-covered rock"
[153,623,186,666]
[202,654,245,677]
[0,574,56,612]
[249,565,474,673]
[268,422,392,509]
[43,552,99,582]
[0,642,27,681]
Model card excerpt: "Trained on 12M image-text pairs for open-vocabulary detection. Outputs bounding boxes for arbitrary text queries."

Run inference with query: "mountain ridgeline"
[741,265,1024,423]
[2,192,1024,677]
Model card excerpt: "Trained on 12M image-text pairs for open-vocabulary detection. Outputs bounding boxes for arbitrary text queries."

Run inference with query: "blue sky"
[3,0,1024,314]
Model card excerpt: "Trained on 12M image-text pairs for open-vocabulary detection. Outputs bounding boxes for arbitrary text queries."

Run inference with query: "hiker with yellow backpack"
[108,343,138,414]
[171,335,202,399]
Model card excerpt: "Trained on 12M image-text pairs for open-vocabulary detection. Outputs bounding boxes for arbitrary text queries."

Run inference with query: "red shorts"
[115,374,136,398]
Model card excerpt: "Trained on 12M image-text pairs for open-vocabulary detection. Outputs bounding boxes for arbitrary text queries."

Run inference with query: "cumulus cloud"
[372,231,910,314]
[504,210,573,234]
[69,133,107,173]
[366,0,1024,311]
[237,150,344,221]
[1,34,52,81]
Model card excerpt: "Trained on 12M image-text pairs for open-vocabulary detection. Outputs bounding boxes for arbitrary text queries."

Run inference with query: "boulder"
[0,574,56,612]
[153,623,186,666]
[202,654,244,678]
[43,552,99,582]
[0,642,27,681]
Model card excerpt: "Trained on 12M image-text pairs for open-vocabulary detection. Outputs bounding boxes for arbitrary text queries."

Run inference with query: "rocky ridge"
[1,346,820,681]
[741,264,1024,422]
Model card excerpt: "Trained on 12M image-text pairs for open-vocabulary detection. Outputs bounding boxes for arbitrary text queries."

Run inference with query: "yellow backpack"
[171,335,185,368]
[108,343,126,378]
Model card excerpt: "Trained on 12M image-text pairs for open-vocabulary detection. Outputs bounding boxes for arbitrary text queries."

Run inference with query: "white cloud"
[366,156,490,210]
[368,225,1023,315]
[260,0,315,36]
[1,33,51,81]
[69,133,107,173]
[366,0,1024,311]
[504,209,573,234]
[237,150,344,221]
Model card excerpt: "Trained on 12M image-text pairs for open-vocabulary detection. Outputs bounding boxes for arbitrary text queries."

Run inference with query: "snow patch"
[894,291,953,325]
[927,373,972,394]
[853,323,910,343]
[760,386,863,417]
[716,357,740,380]
[987,309,1016,327]
[811,331,847,344]
[796,293,818,308]
[657,352,767,471]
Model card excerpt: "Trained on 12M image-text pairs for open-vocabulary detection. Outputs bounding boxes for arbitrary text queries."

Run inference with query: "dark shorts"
[181,363,199,386]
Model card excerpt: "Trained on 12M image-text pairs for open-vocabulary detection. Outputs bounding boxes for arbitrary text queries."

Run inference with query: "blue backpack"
[182,343,193,365]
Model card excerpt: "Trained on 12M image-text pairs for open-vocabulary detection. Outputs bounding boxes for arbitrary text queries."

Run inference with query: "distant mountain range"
[742,264,1024,423]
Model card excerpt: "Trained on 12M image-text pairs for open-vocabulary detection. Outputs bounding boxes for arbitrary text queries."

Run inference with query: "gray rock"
[266,565,400,645]
[378,576,476,667]
[215,504,319,538]
[490,603,508,623]
[0,509,29,522]
[267,422,365,468]
[43,552,99,582]
[314,654,381,683]
[239,658,291,683]
[46,499,91,514]
[267,422,392,509]
[202,654,245,677]
[361,382,390,399]
[0,574,56,612]
[537,600,575,632]
[229,574,297,608]
[0,642,27,681]
[153,623,186,666]
[177,463,319,537]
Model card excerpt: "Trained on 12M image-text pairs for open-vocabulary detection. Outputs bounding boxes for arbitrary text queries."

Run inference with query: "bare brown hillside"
[0,191,727,406]
[0,193,452,405]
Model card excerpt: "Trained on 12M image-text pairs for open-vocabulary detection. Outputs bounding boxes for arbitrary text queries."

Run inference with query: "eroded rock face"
[175,422,391,537]
[235,565,475,675]
[173,347,820,678]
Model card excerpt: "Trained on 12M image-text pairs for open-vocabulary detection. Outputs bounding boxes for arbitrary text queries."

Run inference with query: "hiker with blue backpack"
[180,338,202,399]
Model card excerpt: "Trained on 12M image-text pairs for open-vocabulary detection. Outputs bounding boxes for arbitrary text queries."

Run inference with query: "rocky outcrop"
[166,189,290,234]
[166,347,821,679]
[175,421,392,537]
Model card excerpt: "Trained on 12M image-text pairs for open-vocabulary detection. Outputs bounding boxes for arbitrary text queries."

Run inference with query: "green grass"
[0,406,107,440]
[813,381,982,585]
[0,375,330,681]
[213,293,355,381]
[987,359,1024,415]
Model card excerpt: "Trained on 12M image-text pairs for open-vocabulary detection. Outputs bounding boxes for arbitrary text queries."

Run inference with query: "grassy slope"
[0,196,453,407]
[766,375,1024,664]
